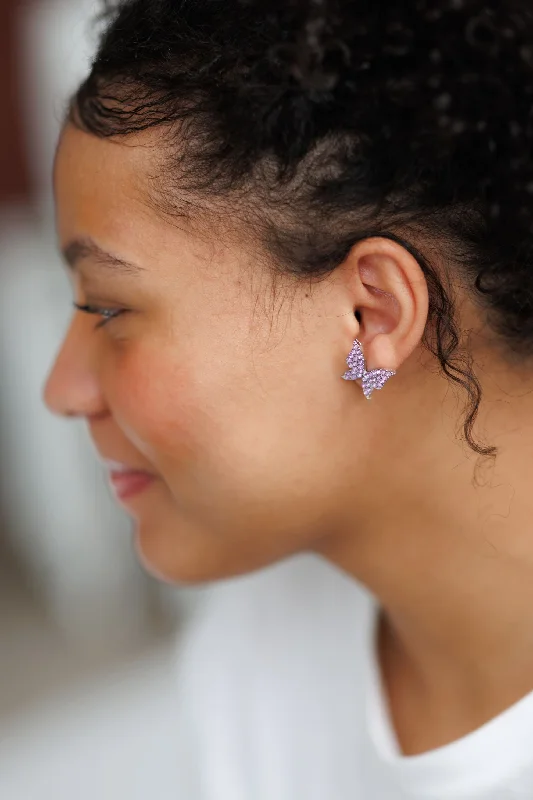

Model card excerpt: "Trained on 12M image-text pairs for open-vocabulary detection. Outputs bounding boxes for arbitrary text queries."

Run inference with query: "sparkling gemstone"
[342,339,396,399]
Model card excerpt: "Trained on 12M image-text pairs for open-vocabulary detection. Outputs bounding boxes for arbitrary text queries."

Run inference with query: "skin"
[45,122,533,756]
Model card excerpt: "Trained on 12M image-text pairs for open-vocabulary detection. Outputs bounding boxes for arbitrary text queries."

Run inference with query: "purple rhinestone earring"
[342,338,396,400]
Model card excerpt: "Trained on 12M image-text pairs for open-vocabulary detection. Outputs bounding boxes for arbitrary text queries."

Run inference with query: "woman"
[43,0,533,796]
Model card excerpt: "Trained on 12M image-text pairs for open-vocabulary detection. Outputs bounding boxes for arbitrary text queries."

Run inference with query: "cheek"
[104,345,206,465]
[102,334,350,511]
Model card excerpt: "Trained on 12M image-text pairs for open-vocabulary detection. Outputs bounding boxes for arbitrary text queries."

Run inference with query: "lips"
[98,457,157,501]
[108,469,156,501]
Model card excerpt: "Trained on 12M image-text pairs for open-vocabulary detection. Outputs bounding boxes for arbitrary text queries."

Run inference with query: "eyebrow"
[61,237,144,276]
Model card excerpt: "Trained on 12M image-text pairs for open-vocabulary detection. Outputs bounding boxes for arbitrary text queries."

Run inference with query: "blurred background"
[0,1,203,795]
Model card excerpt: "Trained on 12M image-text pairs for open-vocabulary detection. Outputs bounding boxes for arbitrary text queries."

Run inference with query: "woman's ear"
[339,236,429,373]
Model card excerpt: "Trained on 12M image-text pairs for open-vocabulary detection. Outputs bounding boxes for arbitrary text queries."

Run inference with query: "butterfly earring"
[342,338,396,400]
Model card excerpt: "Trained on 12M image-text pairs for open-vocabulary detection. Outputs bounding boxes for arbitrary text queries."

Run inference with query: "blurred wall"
[0,0,31,206]
[0,0,177,656]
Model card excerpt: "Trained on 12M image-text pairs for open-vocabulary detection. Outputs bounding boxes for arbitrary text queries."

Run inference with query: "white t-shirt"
[174,553,533,799]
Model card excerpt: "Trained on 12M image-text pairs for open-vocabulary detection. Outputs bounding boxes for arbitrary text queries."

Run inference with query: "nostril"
[41,345,106,419]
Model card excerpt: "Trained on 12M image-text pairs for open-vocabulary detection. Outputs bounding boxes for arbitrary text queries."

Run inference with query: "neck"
[315,372,533,745]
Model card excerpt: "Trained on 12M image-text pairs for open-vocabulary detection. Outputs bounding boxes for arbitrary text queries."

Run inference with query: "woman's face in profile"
[45,123,374,583]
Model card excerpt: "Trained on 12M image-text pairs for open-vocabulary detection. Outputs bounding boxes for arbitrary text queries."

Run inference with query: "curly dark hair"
[68,0,533,459]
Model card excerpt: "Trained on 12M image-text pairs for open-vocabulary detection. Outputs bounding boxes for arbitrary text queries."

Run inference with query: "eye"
[73,302,127,329]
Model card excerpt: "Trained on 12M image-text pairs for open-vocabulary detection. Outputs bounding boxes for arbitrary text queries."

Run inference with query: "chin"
[133,531,214,585]
[132,515,298,587]
[132,520,246,586]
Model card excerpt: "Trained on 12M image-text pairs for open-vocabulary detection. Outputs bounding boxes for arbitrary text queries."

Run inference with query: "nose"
[42,313,108,420]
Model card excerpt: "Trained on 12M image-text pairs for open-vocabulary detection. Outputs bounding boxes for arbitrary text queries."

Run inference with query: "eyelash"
[73,302,126,329]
